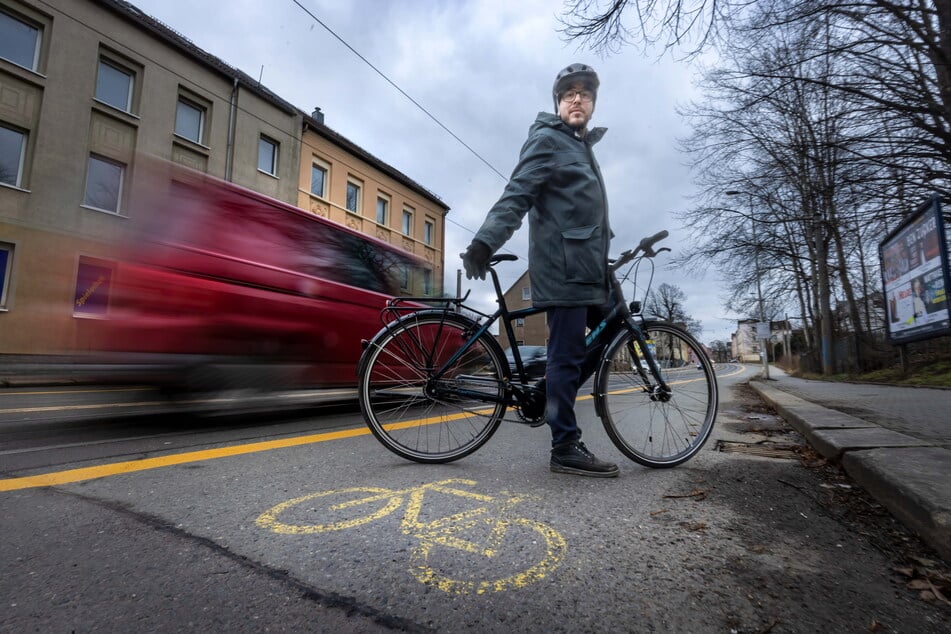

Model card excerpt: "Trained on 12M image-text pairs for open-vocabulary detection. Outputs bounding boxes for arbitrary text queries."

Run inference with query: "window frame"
[424,217,435,245]
[95,57,135,113]
[346,178,362,214]
[522,286,531,301]
[376,193,390,225]
[310,160,328,198]
[0,7,42,72]
[174,96,205,145]
[257,135,279,176]
[0,123,27,189]
[82,153,125,214]
[402,207,414,236]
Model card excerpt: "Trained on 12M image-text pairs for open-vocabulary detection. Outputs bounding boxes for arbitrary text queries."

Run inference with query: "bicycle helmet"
[552,63,600,110]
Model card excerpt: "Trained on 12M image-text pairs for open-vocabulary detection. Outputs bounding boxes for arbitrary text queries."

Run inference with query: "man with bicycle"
[463,64,619,478]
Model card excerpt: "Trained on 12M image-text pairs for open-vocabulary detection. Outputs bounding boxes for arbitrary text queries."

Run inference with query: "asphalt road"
[1,365,948,632]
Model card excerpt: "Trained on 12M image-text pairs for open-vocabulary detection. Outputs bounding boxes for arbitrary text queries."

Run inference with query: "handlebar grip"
[638,230,669,255]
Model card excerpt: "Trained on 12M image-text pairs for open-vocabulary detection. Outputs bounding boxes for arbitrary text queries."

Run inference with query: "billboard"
[879,196,951,344]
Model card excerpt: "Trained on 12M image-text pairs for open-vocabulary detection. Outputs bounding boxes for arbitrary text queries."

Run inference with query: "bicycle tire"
[596,321,718,468]
[358,311,507,463]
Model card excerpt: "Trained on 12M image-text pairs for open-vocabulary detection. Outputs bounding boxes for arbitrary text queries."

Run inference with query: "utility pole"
[727,190,770,379]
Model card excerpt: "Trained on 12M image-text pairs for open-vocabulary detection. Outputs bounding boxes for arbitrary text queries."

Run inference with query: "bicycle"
[357,230,718,468]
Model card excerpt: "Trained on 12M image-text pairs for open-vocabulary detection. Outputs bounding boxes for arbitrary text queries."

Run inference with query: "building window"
[0,124,26,188]
[0,242,13,310]
[83,154,124,213]
[402,208,413,235]
[258,135,278,175]
[346,179,361,213]
[424,218,434,245]
[376,194,389,225]
[310,162,327,197]
[422,270,432,296]
[522,286,531,300]
[399,264,409,291]
[95,58,134,112]
[73,257,114,317]
[0,9,41,71]
[516,318,525,327]
[175,97,205,143]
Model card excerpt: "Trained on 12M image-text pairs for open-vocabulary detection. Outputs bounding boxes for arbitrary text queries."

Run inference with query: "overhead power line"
[289,0,508,182]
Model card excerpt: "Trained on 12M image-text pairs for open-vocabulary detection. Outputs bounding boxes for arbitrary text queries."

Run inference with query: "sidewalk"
[749,366,951,562]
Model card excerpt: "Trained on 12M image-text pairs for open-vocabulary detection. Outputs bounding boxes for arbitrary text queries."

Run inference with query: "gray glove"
[461,240,491,280]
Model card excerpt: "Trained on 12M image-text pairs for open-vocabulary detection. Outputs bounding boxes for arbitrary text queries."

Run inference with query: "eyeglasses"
[560,89,594,103]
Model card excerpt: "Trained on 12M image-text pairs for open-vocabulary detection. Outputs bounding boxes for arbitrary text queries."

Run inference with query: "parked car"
[505,345,547,378]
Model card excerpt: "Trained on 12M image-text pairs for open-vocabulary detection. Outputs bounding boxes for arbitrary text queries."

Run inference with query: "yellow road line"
[0,408,482,492]
[0,426,371,492]
[1,366,749,492]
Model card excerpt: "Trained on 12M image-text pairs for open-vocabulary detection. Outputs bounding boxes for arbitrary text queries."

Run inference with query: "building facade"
[497,270,547,349]
[297,110,448,298]
[0,0,446,356]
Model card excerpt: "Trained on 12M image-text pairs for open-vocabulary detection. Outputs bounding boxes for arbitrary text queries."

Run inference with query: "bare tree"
[645,282,702,335]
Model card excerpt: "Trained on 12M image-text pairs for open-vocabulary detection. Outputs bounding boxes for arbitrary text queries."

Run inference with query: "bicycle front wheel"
[597,321,718,468]
[358,312,507,463]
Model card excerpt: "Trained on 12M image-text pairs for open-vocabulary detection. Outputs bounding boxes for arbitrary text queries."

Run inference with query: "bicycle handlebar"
[609,230,670,272]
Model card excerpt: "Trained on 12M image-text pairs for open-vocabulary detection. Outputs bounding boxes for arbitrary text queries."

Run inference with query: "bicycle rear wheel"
[596,321,718,468]
[358,312,507,463]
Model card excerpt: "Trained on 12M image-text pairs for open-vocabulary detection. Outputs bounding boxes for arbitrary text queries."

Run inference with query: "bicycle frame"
[370,248,672,409]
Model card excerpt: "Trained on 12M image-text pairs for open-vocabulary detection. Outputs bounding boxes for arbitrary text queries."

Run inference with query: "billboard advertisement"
[879,196,951,344]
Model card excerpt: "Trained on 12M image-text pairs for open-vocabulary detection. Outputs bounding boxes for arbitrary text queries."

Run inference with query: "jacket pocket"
[562,225,602,284]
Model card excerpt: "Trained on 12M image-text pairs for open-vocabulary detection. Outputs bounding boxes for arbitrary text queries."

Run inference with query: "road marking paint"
[257,479,567,594]
[0,408,478,492]
[0,400,171,415]
[0,426,370,492]
[0,387,152,397]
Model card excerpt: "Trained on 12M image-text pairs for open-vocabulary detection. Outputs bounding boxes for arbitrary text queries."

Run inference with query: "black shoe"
[550,441,619,478]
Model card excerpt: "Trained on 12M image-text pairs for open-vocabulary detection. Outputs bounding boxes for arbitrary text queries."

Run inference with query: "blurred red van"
[86,162,429,391]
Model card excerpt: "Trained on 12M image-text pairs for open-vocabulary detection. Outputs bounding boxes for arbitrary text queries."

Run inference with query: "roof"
[100,0,298,115]
[100,1,450,211]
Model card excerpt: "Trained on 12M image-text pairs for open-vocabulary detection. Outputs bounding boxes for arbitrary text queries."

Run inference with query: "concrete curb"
[750,379,951,562]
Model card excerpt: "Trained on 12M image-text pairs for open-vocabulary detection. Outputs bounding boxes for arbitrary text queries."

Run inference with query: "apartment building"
[298,109,448,298]
[0,0,447,356]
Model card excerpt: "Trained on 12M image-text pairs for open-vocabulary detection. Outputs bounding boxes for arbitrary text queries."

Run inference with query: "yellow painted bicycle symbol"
[256,478,567,595]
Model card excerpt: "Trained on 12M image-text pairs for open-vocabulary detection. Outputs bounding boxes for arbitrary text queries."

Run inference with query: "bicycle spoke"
[359,313,506,463]
[598,322,718,468]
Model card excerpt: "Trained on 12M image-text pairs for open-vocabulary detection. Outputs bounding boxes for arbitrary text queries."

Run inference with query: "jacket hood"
[534,111,607,145]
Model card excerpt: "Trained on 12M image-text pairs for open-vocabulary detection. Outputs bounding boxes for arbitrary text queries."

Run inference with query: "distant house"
[732,318,798,362]
[497,270,547,350]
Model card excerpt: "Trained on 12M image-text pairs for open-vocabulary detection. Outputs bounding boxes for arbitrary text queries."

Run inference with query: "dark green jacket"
[474,112,610,307]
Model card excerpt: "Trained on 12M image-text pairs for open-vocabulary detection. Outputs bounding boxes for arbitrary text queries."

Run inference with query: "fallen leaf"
[649,508,669,517]
[679,521,708,532]
[663,489,707,500]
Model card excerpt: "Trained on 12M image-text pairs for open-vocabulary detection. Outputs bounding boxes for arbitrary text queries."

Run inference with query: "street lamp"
[726,190,770,379]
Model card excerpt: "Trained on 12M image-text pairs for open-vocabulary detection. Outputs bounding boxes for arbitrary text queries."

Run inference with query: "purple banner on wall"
[73,259,113,316]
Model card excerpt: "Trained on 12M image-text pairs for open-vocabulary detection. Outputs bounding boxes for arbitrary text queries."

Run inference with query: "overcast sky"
[130,0,742,343]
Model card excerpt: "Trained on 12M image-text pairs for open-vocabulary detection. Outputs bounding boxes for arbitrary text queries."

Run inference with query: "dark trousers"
[545,305,609,447]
